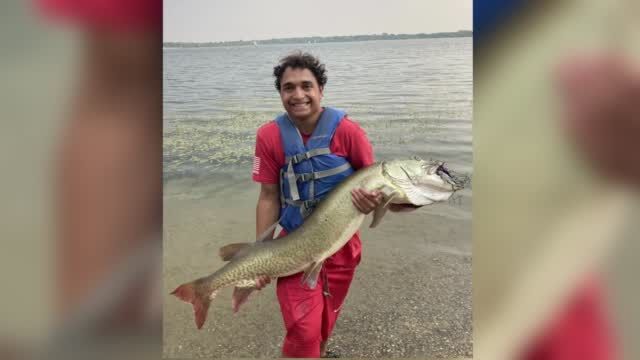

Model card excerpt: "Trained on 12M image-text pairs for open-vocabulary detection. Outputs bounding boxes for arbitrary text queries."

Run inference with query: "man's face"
[279,67,323,122]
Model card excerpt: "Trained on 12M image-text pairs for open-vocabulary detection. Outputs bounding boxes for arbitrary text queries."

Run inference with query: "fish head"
[382,157,466,207]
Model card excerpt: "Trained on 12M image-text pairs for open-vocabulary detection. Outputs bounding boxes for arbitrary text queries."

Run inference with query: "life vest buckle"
[298,172,318,182]
[291,152,311,164]
[303,199,320,208]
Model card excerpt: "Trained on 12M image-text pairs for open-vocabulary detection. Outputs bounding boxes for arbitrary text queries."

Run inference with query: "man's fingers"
[354,193,375,211]
[351,195,365,213]
[360,192,379,209]
[255,276,270,290]
[364,191,383,205]
[351,190,366,212]
[352,188,384,213]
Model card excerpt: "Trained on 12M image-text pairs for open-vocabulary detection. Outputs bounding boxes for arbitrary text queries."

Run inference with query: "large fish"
[171,157,466,329]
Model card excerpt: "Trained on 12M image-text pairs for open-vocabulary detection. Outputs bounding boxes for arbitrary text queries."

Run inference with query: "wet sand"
[163,178,472,359]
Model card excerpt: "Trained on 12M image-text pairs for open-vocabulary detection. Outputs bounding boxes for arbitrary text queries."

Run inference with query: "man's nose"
[292,87,305,98]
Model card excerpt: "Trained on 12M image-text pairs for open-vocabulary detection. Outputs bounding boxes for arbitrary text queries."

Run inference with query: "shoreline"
[164,32,472,49]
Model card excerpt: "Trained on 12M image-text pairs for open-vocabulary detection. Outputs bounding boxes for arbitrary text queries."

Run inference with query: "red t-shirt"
[252,115,375,266]
[36,0,161,31]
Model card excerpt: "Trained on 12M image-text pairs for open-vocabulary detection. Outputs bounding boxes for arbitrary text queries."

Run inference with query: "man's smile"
[290,101,311,109]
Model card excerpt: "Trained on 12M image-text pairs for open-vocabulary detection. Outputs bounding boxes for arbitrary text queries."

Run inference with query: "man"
[251,51,403,358]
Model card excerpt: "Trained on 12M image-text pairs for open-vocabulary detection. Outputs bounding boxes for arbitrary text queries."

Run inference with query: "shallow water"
[163,37,472,217]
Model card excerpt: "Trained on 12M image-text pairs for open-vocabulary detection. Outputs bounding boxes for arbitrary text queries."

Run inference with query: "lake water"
[163,37,472,216]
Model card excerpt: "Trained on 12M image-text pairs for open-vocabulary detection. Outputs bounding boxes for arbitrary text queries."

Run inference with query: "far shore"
[164,30,473,49]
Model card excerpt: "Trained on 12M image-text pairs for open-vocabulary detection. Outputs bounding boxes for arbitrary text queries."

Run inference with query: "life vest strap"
[295,163,353,182]
[283,198,321,218]
[285,148,331,164]
[285,161,300,201]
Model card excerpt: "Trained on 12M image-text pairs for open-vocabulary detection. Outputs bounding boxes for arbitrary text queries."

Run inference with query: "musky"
[164,0,472,42]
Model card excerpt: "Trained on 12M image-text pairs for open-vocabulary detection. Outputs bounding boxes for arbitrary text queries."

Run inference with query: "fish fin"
[219,221,279,261]
[232,287,255,313]
[370,205,388,228]
[383,195,398,208]
[370,190,399,228]
[302,261,324,289]
[170,281,215,329]
[381,188,399,207]
[218,242,252,261]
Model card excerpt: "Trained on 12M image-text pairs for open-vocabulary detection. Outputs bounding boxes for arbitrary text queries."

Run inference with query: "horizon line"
[164,30,472,44]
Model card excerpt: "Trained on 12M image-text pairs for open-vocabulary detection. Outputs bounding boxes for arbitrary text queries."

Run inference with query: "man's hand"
[255,275,271,290]
[351,188,384,214]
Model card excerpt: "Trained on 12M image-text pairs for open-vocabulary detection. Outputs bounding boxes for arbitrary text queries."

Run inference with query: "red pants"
[276,261,357,358]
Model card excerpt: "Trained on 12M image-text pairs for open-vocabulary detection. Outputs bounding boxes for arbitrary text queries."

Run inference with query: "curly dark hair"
[273,51,328,91]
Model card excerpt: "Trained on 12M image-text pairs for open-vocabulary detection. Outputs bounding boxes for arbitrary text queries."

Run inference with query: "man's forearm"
[256,196,280,240]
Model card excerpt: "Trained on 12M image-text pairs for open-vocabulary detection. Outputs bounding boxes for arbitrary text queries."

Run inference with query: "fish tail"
[170,281,216,329]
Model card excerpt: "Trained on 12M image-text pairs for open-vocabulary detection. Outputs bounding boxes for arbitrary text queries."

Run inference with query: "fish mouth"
[435,162,466,190]
[404,203,423,209]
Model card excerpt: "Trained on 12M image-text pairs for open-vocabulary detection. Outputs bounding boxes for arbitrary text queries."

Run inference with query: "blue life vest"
[276,107,355,233]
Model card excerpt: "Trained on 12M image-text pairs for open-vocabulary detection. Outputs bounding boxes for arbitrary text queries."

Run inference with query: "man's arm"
[253,183,280,289]
[256,183,280,240]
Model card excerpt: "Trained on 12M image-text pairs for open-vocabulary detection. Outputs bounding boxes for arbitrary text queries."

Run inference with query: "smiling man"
[250,52,386,358]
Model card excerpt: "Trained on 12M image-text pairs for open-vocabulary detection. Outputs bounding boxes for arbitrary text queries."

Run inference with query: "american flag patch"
[252,156,261,174]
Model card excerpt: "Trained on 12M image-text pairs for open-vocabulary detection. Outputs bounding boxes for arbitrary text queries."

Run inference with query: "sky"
[164,0,472,43]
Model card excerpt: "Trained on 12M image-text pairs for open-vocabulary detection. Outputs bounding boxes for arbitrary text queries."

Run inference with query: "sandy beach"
[163,176,472,359]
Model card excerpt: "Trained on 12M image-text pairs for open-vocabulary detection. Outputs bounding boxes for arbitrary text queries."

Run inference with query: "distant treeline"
[164,30,472,48]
